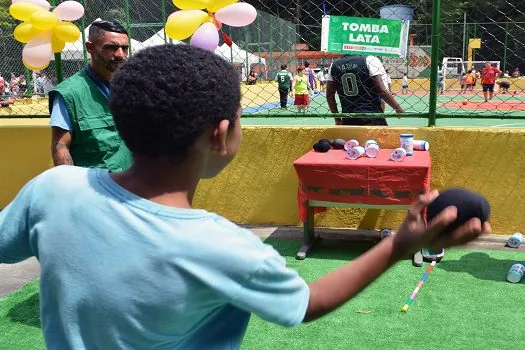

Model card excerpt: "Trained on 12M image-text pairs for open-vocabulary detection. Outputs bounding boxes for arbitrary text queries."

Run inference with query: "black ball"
[426,188,490,232]
[331,139,346,149]
[313,139,331,152]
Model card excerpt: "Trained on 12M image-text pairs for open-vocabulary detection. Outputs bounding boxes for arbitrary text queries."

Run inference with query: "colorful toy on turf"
[402,261,436,312]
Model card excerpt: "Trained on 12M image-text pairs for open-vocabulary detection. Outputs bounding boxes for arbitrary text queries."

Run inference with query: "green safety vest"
[49,69,132,171]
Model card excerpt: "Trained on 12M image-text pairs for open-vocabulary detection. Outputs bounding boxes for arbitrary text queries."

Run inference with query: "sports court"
[240,82,525,127]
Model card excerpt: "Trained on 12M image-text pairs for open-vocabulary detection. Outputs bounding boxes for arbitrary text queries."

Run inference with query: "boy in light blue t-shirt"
[0,45,490,349]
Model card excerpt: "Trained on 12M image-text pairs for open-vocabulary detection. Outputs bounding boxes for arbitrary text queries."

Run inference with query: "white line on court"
[493,122,525,128]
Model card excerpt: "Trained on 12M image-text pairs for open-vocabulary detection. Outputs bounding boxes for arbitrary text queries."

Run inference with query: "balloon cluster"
[9,0,85,70]
[166,0,257,51]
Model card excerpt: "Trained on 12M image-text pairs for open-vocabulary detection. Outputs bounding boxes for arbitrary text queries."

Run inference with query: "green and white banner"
[321,15,410,57]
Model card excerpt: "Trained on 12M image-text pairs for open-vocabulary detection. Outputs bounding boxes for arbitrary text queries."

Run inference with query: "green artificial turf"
[2,238,525,350]
[0,280,43,350]
[242,239,525,349]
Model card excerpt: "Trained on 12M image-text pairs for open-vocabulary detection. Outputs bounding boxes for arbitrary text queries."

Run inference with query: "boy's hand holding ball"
[392,188,491,256]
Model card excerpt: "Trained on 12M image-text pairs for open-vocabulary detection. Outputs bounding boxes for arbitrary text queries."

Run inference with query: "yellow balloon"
[30,11,57,30]
[9,3,44,21]
[51,34,66,53]
[165,10,209,40]
[54,22,81,43]
[173,0,209,10]
[13,22,38,43]
[207,0,237,13]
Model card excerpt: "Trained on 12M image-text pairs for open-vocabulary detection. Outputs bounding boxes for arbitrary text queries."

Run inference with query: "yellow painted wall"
[2,120,525,235]
[0,119,53,207]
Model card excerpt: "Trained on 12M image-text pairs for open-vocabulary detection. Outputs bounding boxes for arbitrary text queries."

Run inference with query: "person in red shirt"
[481,62,502,102]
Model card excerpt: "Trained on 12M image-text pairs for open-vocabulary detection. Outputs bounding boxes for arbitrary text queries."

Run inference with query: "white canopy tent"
[215,42,266,80]
[134,29,181,52]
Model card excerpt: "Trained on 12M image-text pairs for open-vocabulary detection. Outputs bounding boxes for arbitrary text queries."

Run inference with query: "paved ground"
[0,257,40,298]
[0,226,521,298]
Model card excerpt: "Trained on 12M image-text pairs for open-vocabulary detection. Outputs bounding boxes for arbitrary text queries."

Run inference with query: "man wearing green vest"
[275,64,293,109]
[49,20,132,171]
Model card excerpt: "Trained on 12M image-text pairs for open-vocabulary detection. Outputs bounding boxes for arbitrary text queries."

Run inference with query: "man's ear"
[210,119,230,156]
[85,41,94,54]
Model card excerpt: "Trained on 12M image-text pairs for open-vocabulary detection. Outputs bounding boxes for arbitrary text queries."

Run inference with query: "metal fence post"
[50,0,64,83]
[427,0,442,127]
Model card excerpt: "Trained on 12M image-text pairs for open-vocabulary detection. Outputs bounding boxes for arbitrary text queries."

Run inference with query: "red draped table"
[293,149,431,259]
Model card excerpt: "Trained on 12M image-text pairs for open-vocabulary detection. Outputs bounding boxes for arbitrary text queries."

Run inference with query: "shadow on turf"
[439,251,525,284]
[262,236,407,262]
[8,292,41,328]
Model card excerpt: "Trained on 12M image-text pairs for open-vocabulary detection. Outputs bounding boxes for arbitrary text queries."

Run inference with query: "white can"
[507,233,524,248]
[346,146,365,160]
[365,143,380,158]
[413,140,429,151]
[507,263,525,283]
[400,134,414,156]
[365,139,378,148]
[390,147,407,162]
[344,140,359,150]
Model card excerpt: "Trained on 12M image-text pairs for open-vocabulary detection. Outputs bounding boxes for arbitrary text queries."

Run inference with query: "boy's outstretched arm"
[303,190,490,322]
[0,179,36,264]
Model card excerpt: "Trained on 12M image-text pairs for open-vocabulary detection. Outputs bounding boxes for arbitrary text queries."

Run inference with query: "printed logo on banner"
[321,15,409,58]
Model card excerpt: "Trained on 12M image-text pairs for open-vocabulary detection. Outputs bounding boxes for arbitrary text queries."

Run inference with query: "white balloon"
[53,1,85,21]
[23,33,52,70]
[12,0,51,11]
[215,3,257,27]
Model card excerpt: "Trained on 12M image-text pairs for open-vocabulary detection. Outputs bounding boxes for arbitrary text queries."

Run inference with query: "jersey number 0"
[341,73,359,96]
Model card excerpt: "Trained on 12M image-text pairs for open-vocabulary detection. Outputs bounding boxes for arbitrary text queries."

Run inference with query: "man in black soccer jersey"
[326,55,404,125]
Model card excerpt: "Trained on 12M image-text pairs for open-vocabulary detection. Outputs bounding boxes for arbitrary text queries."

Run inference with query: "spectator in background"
[496,80,511,94]
[19,74,27,97]
[464,70,475,93]
[438,69,445,95]
[275,64,293,109]
[512,68,520,78]
[472,68,480,87]
[0,74,5,96]
[481,62,501,102]
[317,67,327,91]
[10,73,20,97]
[304,61,317,93]
[246,70,257,85]
[401,73,409,95]
[291,65,312,113]
[40,73,54,95]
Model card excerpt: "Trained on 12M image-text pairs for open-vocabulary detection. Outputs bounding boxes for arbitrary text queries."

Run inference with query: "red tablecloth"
[293,149,431,221]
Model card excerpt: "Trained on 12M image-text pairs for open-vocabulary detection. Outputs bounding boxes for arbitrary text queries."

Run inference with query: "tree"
[0,0,16,34]
[105,8,127,25]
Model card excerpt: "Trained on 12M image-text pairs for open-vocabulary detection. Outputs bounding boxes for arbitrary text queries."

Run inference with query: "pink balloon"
[190,22,219,51]
[53,1,85,21]
[215,3,257,27]
[23,34,52,69]
[12,0,50,11]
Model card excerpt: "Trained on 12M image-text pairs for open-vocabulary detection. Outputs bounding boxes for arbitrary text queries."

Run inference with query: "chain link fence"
[1,0,524,123]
